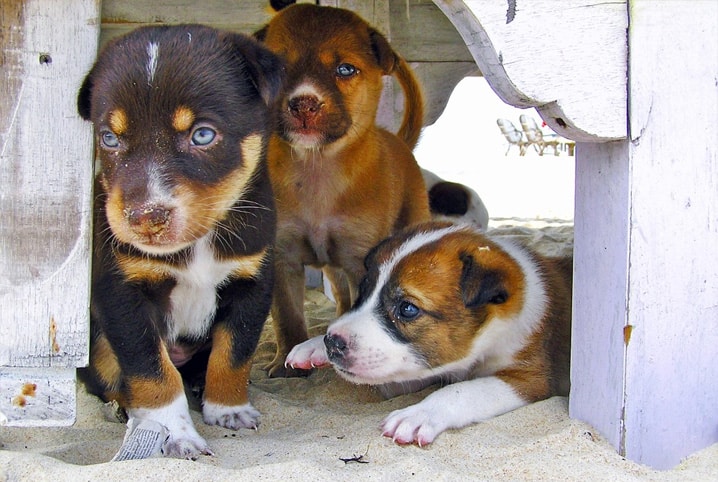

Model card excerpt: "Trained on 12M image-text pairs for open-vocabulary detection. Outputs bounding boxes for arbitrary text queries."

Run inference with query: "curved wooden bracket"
[434,0,627,142]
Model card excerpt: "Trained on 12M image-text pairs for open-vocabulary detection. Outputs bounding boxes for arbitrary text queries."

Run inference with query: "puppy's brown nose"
[288,95,322,122]
[324,333,347,362]
[125,205,171,235]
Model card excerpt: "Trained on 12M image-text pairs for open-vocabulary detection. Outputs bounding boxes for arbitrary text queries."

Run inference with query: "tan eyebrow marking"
[172,105,195,132]
[108,109,128,135]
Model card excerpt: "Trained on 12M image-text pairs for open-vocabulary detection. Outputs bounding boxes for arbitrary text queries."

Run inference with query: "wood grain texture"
[571,0,718,469]
[433,0,628,141]
[0,0,97,372]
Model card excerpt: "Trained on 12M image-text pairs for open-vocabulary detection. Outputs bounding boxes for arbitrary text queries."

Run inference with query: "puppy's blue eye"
[191,126,216,146]
[101,131,119,148]
[397,301,421,322]
[336,63,357,78]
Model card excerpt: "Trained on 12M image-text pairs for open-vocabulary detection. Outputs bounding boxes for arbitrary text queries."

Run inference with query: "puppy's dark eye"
[191,126,216,146]
[396,301,421,322]
[101,131,119,149]
[336,63,357,78]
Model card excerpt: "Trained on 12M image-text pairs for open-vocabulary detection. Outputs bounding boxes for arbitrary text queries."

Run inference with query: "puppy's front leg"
[381,376,526,446]
[202,269,273,429]
[92,280,211,458]
[268,254,310,377]
[202,324,260,430]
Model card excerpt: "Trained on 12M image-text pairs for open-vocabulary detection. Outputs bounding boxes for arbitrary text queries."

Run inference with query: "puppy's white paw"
[285,335,330,370]
[128,396,212,459]
[381,403,447,447]
[202,401,260,430]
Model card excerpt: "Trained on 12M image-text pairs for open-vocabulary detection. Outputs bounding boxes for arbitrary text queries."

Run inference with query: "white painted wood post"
[572,0,718,469]
[0,0,99,426]
[434,0,718,469]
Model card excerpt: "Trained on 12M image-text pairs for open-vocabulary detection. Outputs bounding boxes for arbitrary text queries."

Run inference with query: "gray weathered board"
[0,0,98,426]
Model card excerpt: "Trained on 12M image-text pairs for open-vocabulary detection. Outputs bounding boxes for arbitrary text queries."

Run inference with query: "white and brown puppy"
[286,221,572,446]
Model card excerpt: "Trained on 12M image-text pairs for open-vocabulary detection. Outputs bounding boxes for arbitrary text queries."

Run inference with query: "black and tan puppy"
[77,25,283,458]
[255,3,431,377]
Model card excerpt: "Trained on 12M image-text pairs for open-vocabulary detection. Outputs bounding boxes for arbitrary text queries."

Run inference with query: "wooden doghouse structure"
[1,0,715,470]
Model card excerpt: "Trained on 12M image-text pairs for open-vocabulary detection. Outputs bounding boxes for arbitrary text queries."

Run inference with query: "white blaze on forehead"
[146,42,159,84]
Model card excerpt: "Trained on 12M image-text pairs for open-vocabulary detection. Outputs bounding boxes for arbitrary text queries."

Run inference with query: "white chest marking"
[167,235,236,342]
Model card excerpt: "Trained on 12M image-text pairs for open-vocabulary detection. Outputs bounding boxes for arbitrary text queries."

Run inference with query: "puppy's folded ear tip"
[77,75,93,120]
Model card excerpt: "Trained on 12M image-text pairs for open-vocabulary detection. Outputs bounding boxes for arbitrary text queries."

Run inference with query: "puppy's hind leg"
[322,266,353,316]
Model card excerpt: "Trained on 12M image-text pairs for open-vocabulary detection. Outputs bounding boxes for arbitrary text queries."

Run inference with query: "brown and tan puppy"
[287,221,573,445]
[255,3,431,376]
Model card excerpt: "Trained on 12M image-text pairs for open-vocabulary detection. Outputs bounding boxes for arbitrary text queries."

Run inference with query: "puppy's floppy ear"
[77,71,94,121]
[226,33,285,106]
[368,28,398,74]
[459,253,508,308]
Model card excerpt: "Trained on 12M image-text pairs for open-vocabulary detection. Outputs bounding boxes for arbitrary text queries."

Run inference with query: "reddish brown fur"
[256,4,431,376]
[204,326,252,406]
[126,344,184,408]
[386,232,525,365]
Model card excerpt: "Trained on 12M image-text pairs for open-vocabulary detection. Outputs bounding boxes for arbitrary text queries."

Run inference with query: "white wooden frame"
[435,0,718,470]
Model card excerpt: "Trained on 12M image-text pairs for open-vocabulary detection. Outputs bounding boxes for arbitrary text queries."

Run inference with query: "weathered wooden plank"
[99,0,274,46]
[0,0,97,377]
[620,0,717,468]
[570,141,630,455]
[433,0,627,142]
[389,0,474,63]
[571,0,718,470]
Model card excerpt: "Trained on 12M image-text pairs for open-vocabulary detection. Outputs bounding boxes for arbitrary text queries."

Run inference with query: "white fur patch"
[146,42,159,84]
[127,394,210,458]
[202,400,260,430]
[381,376,525,446]
[166,235,238,342]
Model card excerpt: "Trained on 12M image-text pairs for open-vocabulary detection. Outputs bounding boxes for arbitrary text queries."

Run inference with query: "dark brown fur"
[77,25,283,458]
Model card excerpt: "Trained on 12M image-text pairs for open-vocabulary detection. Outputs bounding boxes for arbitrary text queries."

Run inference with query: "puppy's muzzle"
[288,95,322,124]
[124,204,172,237]
[324,333,348,363]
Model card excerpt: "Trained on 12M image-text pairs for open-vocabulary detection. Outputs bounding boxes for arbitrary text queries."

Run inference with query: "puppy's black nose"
[324,333,347,362]
[288,95,322,119]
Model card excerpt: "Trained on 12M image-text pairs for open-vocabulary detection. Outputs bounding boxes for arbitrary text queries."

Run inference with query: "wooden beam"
[0,0,99,426]
[433,0,628,142]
